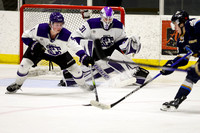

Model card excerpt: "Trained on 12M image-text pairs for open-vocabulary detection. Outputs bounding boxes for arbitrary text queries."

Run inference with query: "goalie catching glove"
[119,35,141,55]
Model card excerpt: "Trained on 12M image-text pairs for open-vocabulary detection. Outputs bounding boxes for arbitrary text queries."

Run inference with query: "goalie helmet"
[100,7,114,30]
[49,12,65,24]
[171,10,189,25]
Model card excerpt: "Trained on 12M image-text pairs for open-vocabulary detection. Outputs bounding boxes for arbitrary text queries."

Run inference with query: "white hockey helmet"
[100,7,114,30]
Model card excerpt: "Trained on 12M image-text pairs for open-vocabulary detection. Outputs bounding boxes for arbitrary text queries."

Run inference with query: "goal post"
[19,4,125,62]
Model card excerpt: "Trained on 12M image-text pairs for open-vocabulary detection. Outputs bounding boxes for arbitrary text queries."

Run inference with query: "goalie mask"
[100,7,114,30]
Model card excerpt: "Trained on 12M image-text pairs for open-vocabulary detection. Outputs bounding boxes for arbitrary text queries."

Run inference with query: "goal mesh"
[20,4,125,76]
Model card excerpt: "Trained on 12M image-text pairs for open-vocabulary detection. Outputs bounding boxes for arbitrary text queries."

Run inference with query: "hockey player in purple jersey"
[160,10,200,111]
[6,12,94,94]
[59,6,150,87]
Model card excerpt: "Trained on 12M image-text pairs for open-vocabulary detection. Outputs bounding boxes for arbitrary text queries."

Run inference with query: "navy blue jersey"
[179,18,200,55]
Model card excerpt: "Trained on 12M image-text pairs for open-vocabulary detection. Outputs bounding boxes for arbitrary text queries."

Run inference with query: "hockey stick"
[90,40,193,109]
[89,64,99,102]
[83,64,99,106]
[93,40,188,72]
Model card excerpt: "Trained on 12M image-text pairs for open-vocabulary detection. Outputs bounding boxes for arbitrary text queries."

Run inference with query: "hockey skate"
[6,83,22,94]
[160,96,187,111]
[80,84,95,92]
[58,80,66,86]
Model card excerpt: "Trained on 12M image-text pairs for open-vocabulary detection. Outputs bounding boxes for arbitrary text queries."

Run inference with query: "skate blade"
[5,89,22,94]
[5,91,17,94]
[160,105,177,112]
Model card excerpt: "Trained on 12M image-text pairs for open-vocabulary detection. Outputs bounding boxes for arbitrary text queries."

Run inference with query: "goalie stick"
[90,40,193,109]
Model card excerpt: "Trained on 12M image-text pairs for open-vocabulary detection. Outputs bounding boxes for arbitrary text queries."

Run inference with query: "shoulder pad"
[58,28,71,41]
[112,19,123,29]
[87,18,101,29]
[37,23,50,38]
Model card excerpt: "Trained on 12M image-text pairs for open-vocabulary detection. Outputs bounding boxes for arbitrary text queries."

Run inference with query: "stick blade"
[90,100,111,109]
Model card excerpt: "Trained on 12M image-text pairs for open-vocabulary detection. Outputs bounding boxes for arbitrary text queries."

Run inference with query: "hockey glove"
[30,41,46,56]
[82,56,94,67]
[119,35,141,55]
[160,60,174,75]
[184,45,200,57]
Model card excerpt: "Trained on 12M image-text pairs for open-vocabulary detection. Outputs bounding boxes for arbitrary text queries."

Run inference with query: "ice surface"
[0,64,200,133]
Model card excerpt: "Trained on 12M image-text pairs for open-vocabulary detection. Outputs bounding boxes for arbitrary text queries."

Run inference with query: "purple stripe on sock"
[17,71,28,77]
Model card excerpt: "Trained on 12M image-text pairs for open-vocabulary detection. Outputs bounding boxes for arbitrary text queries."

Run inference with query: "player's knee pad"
[18,58,34,76]
[186,65,200,83]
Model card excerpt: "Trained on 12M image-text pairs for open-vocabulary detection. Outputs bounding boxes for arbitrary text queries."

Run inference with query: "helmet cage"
[100,7,114,30]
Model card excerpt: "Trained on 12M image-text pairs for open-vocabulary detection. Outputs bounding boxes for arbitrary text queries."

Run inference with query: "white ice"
[0,64,200,133]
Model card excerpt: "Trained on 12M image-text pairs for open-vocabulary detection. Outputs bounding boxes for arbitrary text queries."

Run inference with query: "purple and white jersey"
[72,18,127,50]
[22,23,84,57]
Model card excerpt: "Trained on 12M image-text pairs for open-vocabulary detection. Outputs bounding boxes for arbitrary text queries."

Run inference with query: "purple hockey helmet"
[100,7,114,30]
[49,12,64,24]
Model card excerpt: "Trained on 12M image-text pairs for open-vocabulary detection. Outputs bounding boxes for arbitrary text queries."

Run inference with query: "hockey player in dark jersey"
[160,10,200,111]
[6,12,94,94]
[58,6,150,87]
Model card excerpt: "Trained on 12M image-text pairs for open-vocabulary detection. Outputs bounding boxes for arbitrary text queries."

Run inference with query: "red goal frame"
[19,4,125,62]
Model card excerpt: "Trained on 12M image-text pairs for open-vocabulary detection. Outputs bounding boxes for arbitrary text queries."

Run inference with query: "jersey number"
[79,25,86,33]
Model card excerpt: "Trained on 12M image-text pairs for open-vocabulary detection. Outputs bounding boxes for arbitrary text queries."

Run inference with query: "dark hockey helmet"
[49,12,64,24]
[171,10,189,25]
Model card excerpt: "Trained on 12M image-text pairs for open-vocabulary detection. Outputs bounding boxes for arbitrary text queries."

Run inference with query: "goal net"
[19,4,125,77]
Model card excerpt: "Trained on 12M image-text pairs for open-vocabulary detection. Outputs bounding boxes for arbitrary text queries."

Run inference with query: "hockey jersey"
[72,18,127,52]
[178,18,200,55]
[22,23,85,57]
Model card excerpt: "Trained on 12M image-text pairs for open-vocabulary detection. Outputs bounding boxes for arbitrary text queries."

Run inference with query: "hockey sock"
[174,79,193,99]
[15,58,34,85]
